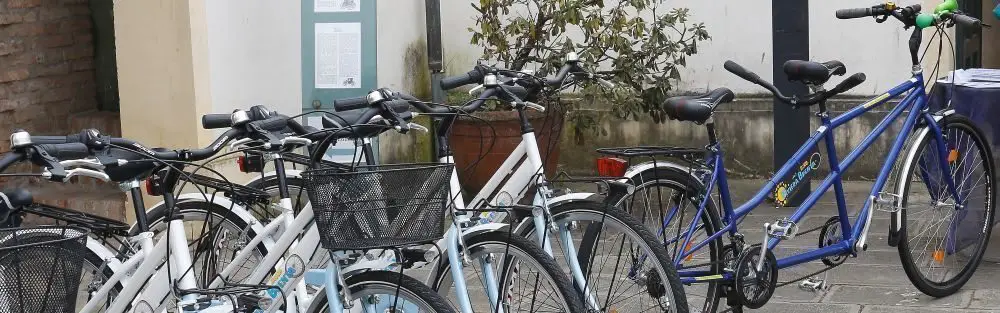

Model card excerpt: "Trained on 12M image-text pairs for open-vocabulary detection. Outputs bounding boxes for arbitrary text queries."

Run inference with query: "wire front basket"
[303,163,453,251]
[0,226,89,313]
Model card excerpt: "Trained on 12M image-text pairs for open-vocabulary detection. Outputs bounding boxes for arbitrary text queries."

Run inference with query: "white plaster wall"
[375,0,427,92]
[438,0,926,95]
[205,1,302,116]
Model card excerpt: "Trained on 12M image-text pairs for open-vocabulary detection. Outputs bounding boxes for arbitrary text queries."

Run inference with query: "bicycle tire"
[623,168,725,313]
[896,114,996,297]
[523,200,689,313]
[430,230,587,313]
[305,270,456,313]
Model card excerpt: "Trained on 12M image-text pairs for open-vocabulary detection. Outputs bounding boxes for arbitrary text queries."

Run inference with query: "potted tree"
[451,0,709,194]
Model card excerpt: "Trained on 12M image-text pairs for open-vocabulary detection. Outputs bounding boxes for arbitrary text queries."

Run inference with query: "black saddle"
[661,88,735,124]
[783,60,846,85]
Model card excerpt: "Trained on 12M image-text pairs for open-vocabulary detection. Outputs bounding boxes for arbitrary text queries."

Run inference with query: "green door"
[301,0,378,162]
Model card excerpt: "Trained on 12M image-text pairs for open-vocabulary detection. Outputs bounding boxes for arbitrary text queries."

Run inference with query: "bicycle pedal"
[874,192,902,213]
[767,218,799,239]
[798,277,827,292]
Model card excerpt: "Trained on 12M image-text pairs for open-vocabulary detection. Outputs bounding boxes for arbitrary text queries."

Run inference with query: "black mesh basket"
[303,163,453,251]
[0,226,89,313]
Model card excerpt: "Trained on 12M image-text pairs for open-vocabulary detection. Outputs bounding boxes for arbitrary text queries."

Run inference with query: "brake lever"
[523,101,546,112]
[406,123,429,133]
[469,84,485,95]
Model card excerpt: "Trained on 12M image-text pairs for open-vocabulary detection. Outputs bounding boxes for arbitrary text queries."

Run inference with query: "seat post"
[809,83,830,117]
[705,116,719,145]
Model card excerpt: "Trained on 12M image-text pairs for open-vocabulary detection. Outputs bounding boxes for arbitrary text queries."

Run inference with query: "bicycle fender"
[421,223,511,284]
[245,169,303,186]
[888,111,951,247]
[622,159,702,185]
[137,194,273,248]
[548,192,595,207]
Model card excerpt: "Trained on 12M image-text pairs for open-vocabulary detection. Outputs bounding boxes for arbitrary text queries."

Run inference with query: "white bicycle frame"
[431,127,601,311]
[79,199,200,313]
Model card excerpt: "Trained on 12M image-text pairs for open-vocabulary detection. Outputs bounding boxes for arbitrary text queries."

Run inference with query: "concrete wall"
[205,0,302,116]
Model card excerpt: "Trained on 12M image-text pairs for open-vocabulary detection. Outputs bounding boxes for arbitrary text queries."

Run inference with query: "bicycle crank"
[733,244,777,309]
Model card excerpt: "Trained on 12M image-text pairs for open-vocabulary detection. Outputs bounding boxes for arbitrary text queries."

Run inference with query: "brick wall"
[0,0,96,144]
[0,1,127,223]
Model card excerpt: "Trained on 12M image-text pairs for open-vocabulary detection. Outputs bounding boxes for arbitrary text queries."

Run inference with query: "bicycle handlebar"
[440,68,486,90]
[836,6,893,19]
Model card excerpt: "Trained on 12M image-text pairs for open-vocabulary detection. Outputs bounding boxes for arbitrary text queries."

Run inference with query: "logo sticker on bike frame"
[773,152,821,206]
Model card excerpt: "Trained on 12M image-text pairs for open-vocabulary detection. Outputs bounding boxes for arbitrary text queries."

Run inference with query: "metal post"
[425,0,445,159]
[772,0,811,206]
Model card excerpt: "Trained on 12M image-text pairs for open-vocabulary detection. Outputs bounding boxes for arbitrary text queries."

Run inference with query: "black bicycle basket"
[303,163,453,251]
[0,226,89,313]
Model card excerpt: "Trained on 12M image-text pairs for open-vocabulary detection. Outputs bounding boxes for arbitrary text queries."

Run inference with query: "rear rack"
[21,204,130,237]
[596,146,707,160]
[179,173,270,206]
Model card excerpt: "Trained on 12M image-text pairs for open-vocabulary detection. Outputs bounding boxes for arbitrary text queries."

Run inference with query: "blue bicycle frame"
[671,71,965,284]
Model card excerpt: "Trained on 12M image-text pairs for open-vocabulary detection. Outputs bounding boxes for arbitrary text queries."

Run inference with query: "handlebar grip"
[30,134,82,144]
[202,114,233,129]
[830,73,867,95]
[946,13,982,29]
[250,116,290,132]
[392,91,420,102]
[836,7,883,19]
[333,96,369,111]
[723,60,764,85]
[36,143,91,160]
[505,85,530,101]
[440,69,484,90]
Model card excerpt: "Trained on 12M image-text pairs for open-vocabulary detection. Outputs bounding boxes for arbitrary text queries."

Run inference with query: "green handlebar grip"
[935,0,958,14]
[916,13,936,28]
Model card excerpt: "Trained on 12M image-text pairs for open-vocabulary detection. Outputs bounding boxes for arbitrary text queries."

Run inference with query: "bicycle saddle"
[661,87,735,124]
[783,60,846,85]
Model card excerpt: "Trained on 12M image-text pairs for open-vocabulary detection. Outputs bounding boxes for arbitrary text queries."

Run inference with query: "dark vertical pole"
[772,0,810,206]
[425,0,444,160]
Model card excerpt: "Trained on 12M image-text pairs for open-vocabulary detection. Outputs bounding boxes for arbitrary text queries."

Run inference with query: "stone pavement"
[713,179,1000,313]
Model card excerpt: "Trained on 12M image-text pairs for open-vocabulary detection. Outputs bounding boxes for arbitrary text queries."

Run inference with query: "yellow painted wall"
[113,0,214,220]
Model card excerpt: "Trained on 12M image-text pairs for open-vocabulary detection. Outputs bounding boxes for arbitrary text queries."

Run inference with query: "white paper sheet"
[315,0,360,12]
[315,23,361,89]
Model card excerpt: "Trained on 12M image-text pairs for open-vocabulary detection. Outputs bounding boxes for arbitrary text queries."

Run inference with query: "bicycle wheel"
[623,168,724,313]
[141,200,267,286]
[896,115,995,297]
[527,200,689,313]
[306,270,456,313]
[431,231,586,313]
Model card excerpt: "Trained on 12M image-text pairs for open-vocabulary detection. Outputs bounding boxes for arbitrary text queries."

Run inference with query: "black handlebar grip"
[836,7,881,19]
[440,69,484,90]
[251,116,290,132]
[202,114,232,129]
[37,143,91,160]
[505,85,530,100]
[333,96,369,112]
[947,13,982,29]
[723,60,763,85]
[830,73,867,94]
[30,134,82,144]
[392,91,420,102]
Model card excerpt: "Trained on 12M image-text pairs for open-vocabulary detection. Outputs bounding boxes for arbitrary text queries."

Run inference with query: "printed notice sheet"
[315,23,361,89]
[315,0,360,12]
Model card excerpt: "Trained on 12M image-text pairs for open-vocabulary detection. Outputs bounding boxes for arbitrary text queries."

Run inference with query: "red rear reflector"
[144,178,155,195]
[596,157,627,177]
[237,155,247,172]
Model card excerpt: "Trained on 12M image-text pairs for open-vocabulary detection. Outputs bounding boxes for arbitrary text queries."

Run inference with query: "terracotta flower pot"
[449,108,564,196]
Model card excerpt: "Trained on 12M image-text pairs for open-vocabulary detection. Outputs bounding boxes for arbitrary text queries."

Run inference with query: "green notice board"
[301,0,378,162]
